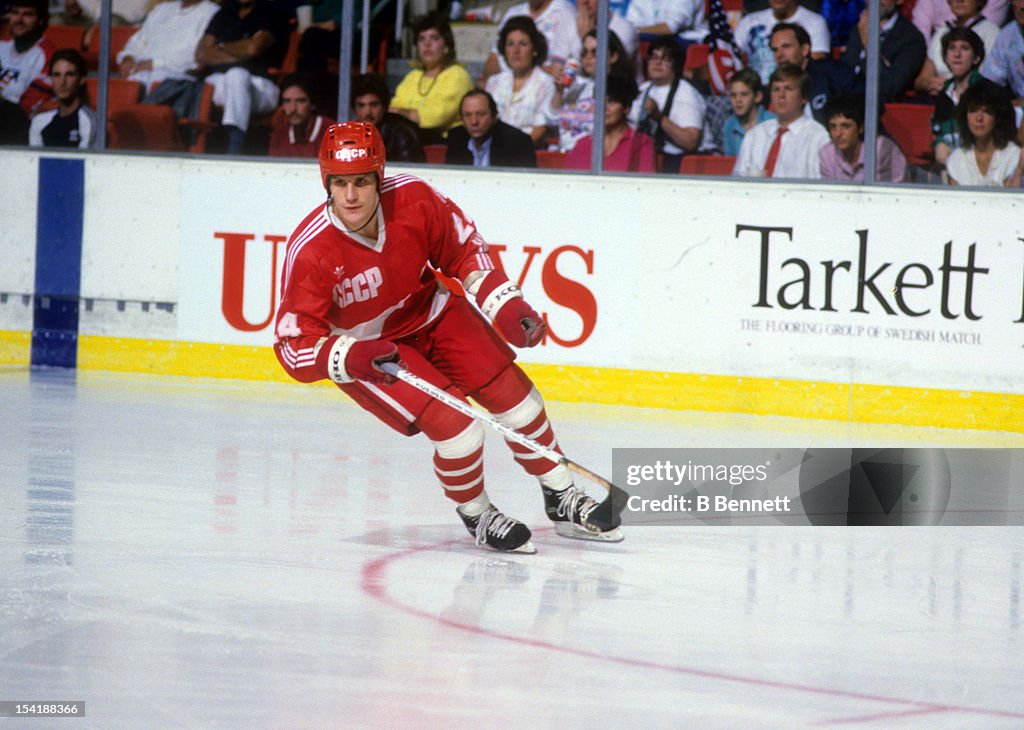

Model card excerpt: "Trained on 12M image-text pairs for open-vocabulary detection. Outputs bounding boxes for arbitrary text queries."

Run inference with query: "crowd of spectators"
[2,0,1024,185]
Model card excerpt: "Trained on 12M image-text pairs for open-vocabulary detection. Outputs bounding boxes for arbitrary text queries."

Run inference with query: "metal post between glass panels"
[95,0,113,149]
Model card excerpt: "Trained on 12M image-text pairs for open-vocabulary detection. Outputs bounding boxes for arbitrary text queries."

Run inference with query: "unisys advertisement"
[176,167,1024,395]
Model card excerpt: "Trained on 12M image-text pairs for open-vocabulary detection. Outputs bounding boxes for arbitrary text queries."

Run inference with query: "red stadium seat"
[535,150,566,169]
[43,24,85,51]
[679,154,736,176]
[179,83,217,153]
[684,43,709,73]
[269,29,300,80]
[85,77,143,116]
[108,103,185,151]
[881,102,935,166]
[83,24,138,72]
[423,144,447,164]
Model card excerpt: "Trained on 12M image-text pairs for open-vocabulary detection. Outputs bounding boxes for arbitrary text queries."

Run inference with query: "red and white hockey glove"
[470,271,545,348]
[324,336,401,385]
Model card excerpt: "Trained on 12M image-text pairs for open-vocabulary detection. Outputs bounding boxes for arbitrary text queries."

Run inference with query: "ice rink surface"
[1,367,1022,729]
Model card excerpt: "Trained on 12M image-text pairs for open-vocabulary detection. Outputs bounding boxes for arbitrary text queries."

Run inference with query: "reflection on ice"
[0,369,1022,728]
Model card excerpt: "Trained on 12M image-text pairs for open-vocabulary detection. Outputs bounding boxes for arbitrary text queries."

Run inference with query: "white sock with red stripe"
[493,387,573,492]
[432,421,487,505]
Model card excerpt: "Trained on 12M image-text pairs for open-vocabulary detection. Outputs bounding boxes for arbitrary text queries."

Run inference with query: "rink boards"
[1,149,1022,432]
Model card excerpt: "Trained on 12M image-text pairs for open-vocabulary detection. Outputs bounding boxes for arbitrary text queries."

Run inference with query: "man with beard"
[268,74,334,157]
[0,0,54,116]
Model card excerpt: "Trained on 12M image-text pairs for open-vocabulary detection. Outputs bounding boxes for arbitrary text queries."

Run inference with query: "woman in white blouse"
[485,16,555,147]
[946,81,1023,187]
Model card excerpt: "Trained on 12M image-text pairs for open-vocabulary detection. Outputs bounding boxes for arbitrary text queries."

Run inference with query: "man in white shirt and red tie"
[733,62,830,178]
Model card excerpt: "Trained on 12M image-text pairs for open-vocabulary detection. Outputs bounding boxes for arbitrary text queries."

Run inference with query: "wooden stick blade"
[566,460,630,529]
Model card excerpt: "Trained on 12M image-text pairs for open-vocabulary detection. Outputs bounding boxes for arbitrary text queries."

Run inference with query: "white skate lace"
[475,508,517,546]
[556,486,598,526]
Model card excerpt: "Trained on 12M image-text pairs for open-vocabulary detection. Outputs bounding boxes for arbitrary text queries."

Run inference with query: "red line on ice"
[360,538,1024,723]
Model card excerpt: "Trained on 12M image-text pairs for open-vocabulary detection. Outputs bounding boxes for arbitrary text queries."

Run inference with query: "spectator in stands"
[389,13,474,145]
[914,0,999,95]
[268,74,333,157]
[351,72,425,163]
[733,63,830,177]
[930,27,986,165]
[734,0,831,84]
[116,0,220,95]
[624,0,707,40]
[628,37,706,173]
[62,0,150,31]
[551,29,633,153]
[574,0,638,61]
[841,0,927,103]
[195,0,290,154]
[565,73,655,172]
[720,68,774,156]
[980,0,1024,115]
[28,48,96,148]
[946,79,1022,184]
[445,88,537,167]
[911,0,1007,41]
[63,0,150,27]
[0,98,30,144]
[482,0,579,83]
[819,94,906,180]
[0,0,53,116]
[770,21,858,125]
[485,16,556,147]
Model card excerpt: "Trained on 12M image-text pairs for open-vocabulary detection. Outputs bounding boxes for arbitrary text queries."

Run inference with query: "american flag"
[703,0,743,94]
[704,0,742,59]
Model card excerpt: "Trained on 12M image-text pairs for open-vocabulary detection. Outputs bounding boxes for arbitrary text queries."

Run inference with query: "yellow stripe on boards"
[78,335,292,383]
[0,330,31,366]
[75,335,1024,433]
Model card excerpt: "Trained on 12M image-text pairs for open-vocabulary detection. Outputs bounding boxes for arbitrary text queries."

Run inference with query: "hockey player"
[273,121,622,553]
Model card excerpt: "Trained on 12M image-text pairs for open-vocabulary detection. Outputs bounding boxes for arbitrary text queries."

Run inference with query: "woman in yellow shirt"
[390,12,474,144]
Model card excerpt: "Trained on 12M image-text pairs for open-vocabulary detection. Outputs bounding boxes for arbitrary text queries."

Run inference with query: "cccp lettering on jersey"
[333,266,384,308]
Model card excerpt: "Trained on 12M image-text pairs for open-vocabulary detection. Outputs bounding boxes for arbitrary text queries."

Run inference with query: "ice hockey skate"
[458,504,537,554]
[543,484,624,542]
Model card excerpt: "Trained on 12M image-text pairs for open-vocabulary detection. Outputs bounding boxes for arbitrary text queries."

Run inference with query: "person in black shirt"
[0,98,30,145]
[445,89,537,167]
[350,73,426,163]
[195,0,290,153]
[28,49,97,148]
[770,21,859,125]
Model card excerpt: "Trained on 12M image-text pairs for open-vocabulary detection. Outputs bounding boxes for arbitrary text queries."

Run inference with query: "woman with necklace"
[390,12,473,145]
[564,73,654,172]
[485,15,556,147]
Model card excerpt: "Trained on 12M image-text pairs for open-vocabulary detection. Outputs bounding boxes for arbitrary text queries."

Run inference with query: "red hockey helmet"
[318,121,386,190]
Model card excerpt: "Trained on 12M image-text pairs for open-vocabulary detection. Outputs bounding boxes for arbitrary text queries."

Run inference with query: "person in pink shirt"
[818,95,907,181]
[565,73,655,172]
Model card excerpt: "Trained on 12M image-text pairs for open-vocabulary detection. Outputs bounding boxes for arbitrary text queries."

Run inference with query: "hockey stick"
[379,361,630,530]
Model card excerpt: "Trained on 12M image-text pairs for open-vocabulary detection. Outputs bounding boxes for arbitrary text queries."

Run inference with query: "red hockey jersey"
[274,174,496,383]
